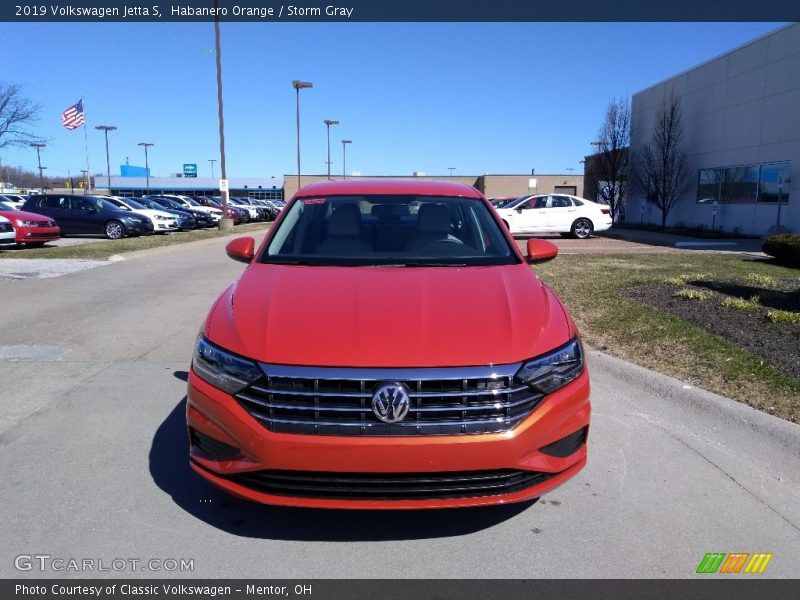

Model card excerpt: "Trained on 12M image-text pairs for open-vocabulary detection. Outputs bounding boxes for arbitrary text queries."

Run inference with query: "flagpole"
[82,96,91,193]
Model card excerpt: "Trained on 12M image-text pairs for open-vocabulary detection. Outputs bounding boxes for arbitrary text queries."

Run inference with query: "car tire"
[26,242,47,247]
[571,218,593,239]
[105,221,125,240]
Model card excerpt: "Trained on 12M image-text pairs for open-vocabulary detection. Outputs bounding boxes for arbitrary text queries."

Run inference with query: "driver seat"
[406,204,457,252]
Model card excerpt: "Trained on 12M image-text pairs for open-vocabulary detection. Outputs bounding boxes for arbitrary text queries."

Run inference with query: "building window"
[758,163,791,203]
[697,162,790,204]
[697,169,722,204]
[721,166,758,204]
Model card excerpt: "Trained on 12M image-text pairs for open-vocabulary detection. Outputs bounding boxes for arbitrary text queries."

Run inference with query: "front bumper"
[18,226,61,243]
[186,367,590,509]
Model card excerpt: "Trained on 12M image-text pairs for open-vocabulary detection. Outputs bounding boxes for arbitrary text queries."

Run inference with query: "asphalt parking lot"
[1,234,798,579]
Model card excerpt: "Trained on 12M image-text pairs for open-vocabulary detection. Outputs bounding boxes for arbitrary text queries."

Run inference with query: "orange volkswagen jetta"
[187,180,590,509]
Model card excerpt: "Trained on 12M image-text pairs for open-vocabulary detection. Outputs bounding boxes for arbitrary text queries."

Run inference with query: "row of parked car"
[0,193,285,247]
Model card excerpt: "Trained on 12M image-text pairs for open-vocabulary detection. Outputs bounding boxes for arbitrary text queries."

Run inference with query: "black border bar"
[4,580,800,600]
[2,1,800,22]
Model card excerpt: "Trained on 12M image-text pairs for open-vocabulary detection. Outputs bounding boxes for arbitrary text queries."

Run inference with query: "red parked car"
[0,202,60,247]
[187,179,590,509]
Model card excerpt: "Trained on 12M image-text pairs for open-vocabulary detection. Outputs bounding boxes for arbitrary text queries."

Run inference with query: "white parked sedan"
[495,193,613,239]
[0,215,16,245]
[105,196,179,233]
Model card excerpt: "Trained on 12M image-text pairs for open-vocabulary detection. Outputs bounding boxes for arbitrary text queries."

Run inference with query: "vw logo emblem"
[371,383,411,424]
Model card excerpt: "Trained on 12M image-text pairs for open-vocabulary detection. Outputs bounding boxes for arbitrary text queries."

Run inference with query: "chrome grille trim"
[234,362,543,436]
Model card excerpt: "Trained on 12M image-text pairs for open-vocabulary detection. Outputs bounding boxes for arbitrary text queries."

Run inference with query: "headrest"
[371,204,391,220]
[328,204,361,237]
[416,204,450,234]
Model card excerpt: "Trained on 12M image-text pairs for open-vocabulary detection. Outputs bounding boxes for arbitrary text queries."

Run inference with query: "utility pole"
[30,143,46,191]
[95,125,117,191]
[341,139,352,180]
[138,142,153,193]
[214,0,233,230]
[324,119,339,180]
[292,79,313,191]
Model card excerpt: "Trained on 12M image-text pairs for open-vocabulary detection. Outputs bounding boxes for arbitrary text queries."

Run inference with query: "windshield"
[124,198,146,210]
[0,201,18,210]
[261,194,518,267]
[135,198,158,210]
[93,197,123,211]
[500,196,533,209]
[158,198,183,209]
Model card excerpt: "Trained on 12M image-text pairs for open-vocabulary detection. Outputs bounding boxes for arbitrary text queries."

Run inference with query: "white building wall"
[629,23,800,235]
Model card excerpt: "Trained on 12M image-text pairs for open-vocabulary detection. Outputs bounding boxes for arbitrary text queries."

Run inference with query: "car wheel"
[571,218,593,239]
[105,221,125,240]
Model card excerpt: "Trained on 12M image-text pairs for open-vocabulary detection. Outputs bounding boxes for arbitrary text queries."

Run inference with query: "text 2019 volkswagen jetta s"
[187,179,590,509]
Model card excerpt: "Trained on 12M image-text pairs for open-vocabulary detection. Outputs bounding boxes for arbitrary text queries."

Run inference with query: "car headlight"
[15,219,39,227]
[192,336,263,394]
[515,337,584,395]
[154,215,169,220]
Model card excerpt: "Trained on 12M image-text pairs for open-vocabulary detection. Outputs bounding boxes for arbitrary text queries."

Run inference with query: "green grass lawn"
[0,222,270,260]
[534,253,800,422]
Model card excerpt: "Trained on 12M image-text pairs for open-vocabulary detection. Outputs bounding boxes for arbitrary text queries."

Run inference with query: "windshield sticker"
[303,197,327,205]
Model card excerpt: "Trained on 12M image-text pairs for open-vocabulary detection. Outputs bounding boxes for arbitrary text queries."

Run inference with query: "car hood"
[0,209,55,223]
[205,263,571,368]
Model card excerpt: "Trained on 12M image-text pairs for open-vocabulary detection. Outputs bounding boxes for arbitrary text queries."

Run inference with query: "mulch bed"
[621,281,800,380]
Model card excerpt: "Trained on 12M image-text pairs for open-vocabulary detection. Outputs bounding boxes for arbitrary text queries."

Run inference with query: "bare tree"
[0,83,41,149]
[635,90,691,228]
[593,97,630,222]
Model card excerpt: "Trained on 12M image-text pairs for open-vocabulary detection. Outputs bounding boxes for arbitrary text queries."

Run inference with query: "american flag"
[61,100,85,130]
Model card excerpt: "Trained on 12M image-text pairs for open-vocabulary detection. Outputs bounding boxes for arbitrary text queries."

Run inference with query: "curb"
[588,348,800,456]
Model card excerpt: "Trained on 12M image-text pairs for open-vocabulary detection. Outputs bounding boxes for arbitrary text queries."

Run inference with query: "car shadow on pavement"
[149,398,536,541]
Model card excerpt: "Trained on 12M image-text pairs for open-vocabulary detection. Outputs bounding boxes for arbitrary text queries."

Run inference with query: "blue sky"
[0,22,783,180]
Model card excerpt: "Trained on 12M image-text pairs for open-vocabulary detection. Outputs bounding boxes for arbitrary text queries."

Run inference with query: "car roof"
[296,179,484,199]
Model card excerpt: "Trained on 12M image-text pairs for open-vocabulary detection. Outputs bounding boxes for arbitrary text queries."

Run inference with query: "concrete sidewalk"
[599,227,765,254]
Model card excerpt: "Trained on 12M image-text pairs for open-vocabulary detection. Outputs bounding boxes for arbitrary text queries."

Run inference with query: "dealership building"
[627,23,799,235]
[92,172,584,202]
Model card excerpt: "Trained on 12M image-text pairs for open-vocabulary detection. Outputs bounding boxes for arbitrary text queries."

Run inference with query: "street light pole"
[341,139,352,180]
[292,80,313,191]
[209,159,216,179]
[213,0,233,230]
[138,142,153,193]
[95,125,117,191]
[30,142,46,191]
[448,167,455,177]
[324,119,339,180]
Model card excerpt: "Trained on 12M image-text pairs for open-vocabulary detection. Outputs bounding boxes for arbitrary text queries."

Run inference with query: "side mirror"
[225,237,255,264]
[515,207,524,213]
[526,238,558,264]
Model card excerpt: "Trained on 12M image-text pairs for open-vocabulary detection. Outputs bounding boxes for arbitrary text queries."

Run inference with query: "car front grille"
[234,363,543,436]
[0,222,12,232]
[215,467,553,500]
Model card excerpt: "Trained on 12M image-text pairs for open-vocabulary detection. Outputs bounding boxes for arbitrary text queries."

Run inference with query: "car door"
[512,196,549,233]
[546,195,578,232]
[38,195,73,233]
[68,196,104,234]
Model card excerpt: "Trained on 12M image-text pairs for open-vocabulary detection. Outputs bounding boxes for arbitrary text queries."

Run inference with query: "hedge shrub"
[763,234,800,266]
